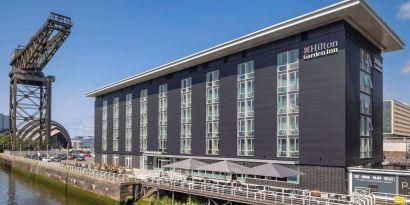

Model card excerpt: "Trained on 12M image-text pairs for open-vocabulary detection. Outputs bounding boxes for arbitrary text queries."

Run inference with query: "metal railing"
[4,154,129,183]
[373,192,410,205]
[144,177,374,205]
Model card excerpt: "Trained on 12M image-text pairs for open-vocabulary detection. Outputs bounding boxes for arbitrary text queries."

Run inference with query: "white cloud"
[402,60,410,74]
[398,1,410,20]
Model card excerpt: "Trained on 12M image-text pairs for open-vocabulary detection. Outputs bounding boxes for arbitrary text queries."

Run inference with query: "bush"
[121,196,134,205]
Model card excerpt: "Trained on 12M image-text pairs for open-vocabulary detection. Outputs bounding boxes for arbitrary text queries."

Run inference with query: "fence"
[5,150,89,157]
[4,154,129,183]
[373,192,410,205]
[144,177,375,205]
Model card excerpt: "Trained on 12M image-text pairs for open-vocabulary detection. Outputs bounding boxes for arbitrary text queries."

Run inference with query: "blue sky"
[0,0,409,137]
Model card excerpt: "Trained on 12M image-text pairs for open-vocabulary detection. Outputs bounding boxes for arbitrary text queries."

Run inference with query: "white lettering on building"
[303,41,339,60]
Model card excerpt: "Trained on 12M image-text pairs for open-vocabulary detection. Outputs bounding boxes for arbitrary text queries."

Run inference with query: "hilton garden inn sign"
[303,41,339,60]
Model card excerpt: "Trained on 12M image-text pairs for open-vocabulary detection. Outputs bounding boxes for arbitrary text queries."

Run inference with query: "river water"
[0,164,94,205]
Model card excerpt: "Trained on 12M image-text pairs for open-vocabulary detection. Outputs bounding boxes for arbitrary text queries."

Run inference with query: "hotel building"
[86,0,404,193]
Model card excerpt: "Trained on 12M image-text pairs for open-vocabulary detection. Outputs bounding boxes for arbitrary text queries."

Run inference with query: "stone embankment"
[0,153,141,204]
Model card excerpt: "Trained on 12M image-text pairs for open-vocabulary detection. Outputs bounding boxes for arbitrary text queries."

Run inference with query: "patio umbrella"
[196,160,251,175]
[249,163,304,178]
[162,158,207,170]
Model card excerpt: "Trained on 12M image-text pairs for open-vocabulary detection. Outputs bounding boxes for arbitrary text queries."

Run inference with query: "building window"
[360,48,373,159]
[276,49,299,158]
[360,71,373,94]
[125,94,132,152]
[140,89,148,152]
[289,93,299,114]
[206,70,220,155]
[277,138,287,157]
[360,49,373,73]
[140,156,147,170]
[360,93,371,115]
[113,155,119,166]
[286,165,300,184]
[360,116,373,137]
[360,138,372,159]
[112,97,119,152]
[102,154,107,164]
[102,100,108,151]
[237,61,254,156]
[158,84,168,153]
[288,71,299,92]
[181,78,192,154]
[125,156,133,168]
[289,115,299,135]
[277,95,287,114]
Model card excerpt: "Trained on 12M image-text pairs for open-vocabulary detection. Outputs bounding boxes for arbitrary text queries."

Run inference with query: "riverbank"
[0,153,139,205]
[11,164,118,205]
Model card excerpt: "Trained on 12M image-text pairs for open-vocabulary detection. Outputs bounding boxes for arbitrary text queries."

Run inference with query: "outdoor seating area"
[161,158,303,183]
[143,176,370,205]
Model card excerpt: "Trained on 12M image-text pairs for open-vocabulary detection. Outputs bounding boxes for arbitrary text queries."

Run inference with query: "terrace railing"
[144,177,375,205]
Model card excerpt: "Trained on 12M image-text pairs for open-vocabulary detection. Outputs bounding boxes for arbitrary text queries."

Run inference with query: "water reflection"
[0,164,96,205]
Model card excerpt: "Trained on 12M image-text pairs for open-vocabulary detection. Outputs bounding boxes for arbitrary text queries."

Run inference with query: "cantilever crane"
[9,13,72,150]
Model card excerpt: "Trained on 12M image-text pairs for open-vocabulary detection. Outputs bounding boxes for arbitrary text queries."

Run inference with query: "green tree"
[0,134,11,151]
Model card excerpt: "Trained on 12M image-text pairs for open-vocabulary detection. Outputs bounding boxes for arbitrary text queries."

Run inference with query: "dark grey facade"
[92,20,388,193]
[94,21,382,165]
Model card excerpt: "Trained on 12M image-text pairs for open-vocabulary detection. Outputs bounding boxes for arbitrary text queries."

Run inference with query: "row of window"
[102,101,108,151]
[237,61,255,156]
[360,49,373,159]
[102,155,133,167]
[112,98,119,151]
[125,94,132,152]
[101,53,297,158]
[158,84,167,153]
[206,70,220,155]
[100,48,374,160]
[277,49,300,158]
[140,90,148,152]
[181,78,192,154]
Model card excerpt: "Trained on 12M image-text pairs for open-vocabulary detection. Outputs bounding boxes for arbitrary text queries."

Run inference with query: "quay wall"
[0,153,138,204]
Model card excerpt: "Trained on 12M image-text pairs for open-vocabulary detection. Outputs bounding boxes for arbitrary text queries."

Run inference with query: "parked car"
[31,154,42,160]
[50,156,61,162]
[75,154,85,161]
[42,157,51,162]
[58,154,67,160]
[67,154,75,160]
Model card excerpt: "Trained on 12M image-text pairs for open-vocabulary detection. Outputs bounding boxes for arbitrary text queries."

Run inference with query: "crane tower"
[9,13,72,150]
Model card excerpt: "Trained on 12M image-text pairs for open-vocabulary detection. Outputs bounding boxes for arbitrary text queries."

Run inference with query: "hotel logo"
[303,41,339,60]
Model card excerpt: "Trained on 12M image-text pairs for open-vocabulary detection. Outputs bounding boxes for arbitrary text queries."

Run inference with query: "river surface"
[0,164,95,205]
